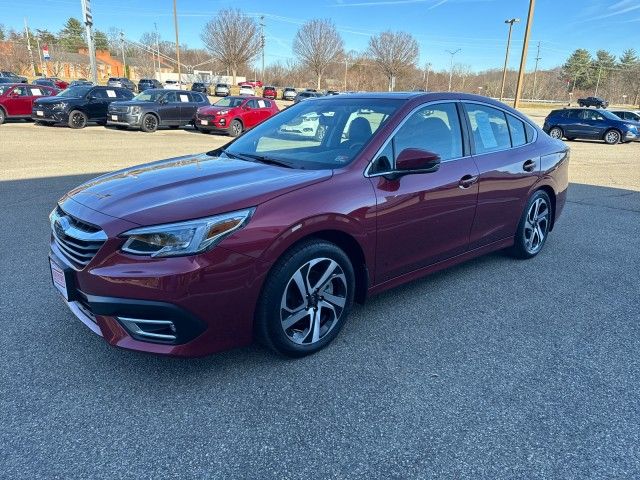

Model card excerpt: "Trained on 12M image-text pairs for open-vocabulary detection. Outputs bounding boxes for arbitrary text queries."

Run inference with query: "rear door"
[177,91,198,123]
[256,99,273,123]
[158,91,181,123]
[463,102,541,249]
[242,99,261,128]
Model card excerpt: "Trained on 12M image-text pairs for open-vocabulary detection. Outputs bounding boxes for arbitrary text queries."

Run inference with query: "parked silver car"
[214,83,230,97]
[107,77,136,92]
[282,87,297,101]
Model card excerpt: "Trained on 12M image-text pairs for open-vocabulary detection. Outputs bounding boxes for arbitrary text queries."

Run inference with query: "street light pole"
[260,16,265,82]
[532,41,541,100]
[513,0,535,109]
[120,30,127,78]
[446,49,460,92]
[499,18,520,102]
[80,0,97,83]
[173,0,182,87]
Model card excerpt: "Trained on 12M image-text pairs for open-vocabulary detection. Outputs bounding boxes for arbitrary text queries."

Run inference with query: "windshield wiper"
[234,152,294,169]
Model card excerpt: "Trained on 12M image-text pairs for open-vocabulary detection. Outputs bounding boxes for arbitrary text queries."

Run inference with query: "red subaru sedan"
[0,83,57,124]
[194,95,279,136]
[49,93,569,358]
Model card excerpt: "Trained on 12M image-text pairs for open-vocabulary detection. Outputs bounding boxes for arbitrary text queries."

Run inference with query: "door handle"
[458,174,478,189]
[523,159,537,172]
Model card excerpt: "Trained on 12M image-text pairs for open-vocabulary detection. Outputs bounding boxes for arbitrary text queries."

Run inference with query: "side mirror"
[386,148,441,179]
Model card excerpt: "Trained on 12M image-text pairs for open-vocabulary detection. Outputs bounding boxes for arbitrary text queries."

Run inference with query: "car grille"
[51,205,107,269]
[109,105,129,114]
[197,114,215,121]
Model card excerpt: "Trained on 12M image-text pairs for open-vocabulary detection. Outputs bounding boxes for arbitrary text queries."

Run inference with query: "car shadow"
[1,174,639,381]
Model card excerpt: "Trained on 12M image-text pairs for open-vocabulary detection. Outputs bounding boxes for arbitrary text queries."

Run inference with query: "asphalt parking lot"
[1,111,639,479]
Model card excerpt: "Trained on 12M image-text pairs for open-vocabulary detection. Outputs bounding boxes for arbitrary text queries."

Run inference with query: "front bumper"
[195,115,230,132]
[107,112,142,128]
[32,108,68,124]
[624,130,639,141]
[49,202,267,357]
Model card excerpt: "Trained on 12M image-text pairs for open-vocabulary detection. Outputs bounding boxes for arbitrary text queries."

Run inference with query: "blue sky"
[2,0,639,72]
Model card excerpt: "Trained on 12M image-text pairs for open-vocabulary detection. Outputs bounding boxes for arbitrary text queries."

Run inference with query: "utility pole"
[499,18,520,101]
[513,0,535,109]
[446,49,460,92]
[153,23,159,78]
[173,0,182,88]
[344,57,348,91]
[260,16,265,82]
[80,0,97,83]
[425,62,432,90]
[532,41,541,100]
[120,30,127,78]
[34,30,43,76]
[24,18,36,77]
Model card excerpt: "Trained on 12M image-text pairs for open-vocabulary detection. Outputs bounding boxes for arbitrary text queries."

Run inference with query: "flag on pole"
[43,44,51,60]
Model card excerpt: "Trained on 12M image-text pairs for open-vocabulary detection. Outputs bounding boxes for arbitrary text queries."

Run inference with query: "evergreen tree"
[562,49,594,90]
[94,30,109,50]
[59,18,86,52]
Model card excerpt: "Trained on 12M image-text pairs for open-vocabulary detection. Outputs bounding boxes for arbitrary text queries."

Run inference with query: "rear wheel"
[509,190,552,259]
[256,240,355,357]
[140,113,158,133]
[229,119,243,137]
[603,129,621,145]
[548,126,563,139]
[0,108,7,125]
[68,110,87,129]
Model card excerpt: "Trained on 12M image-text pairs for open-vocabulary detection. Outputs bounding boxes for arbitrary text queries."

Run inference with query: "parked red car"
[0,83,58,124]
[48,93,569,358]
[194,95,279,136]
[263,86,277,100]
[239,80,263,88]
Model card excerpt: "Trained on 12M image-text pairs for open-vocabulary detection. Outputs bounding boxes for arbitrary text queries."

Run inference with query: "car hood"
[199,105,237,114]
[61,152,332,226]
[35,96,78,104]
[109,100,155,108]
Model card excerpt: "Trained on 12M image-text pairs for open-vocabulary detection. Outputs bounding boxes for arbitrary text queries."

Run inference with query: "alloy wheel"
[143,115,158,132]
[549,127,562,139]
[524,197,550,254]
[605,130,620,144]
[280,257,348,345]
[71,112,86,128]
[231,121,242,136]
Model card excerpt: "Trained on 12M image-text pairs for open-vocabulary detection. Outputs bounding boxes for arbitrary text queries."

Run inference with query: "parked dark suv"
[107,88,209,132]
[543,107,638,144]
[577,96,608,108]
[107,77,137,92]
[32,85,134,128]
[49,92,569,358]
[138,78,162,92]
[191,82,209,94]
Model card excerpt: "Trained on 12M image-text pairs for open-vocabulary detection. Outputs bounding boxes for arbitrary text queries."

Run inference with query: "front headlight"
[217,109,229,115]
[120,208,254,257]
[52,102,66,110]
[130,106,142,115]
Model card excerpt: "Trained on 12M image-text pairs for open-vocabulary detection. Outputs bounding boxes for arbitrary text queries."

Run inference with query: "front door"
[370,102,479,283]
[158,91,181,124]
[177,91,197,124]
[6,85,32,116]
[580,109,608,138]
[462,102,541,248]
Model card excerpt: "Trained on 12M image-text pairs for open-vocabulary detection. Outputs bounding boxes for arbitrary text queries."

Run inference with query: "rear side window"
[178,92,191,102]
[116,89,132,100]
[465,104,511,154]
[507,114,526,147]
[525,123,536,143]
[28,86,45,96]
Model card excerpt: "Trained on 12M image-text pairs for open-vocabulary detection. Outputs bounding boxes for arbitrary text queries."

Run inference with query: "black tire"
[0,108,7,125]
[140,113,159,133]
[255,240,356,358]
[603,129,621,145]
[548,126,563,140]
[509,190,553,259]
[68,110,88,129]
[228,119,243,137]
[578,102,584,107]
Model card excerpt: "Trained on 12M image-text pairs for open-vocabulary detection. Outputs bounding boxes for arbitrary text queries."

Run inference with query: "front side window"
[465,103,511,154]
[214,97,244,108]
[164,92,177,103]
[12,86,30,97]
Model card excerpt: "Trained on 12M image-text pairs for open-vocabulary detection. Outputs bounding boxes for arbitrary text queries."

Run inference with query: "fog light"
[118,317,177,342]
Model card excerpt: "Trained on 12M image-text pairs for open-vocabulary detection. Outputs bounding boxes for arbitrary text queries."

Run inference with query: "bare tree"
[201,9,261,84]
[368,31,419,91]
[292,19,343,90]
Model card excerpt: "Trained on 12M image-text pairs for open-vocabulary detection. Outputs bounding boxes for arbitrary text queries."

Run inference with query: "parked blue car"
[543,107,639,144]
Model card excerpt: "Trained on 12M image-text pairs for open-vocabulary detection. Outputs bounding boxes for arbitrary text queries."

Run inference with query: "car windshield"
[133,90,164,102]
[214,97,245,108]
[221,98,403,169]
[57,86,92,97]
[599,110,624,120]
[216,84,227,88]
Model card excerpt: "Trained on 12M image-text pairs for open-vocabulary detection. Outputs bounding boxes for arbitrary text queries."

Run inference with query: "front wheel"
[228,119,243,137]
[68,110,87,129]
[603,129,621,145]
[140,113,158,133]
[0,108,6,125]
[256,240,355,357]
[509,190,552,259]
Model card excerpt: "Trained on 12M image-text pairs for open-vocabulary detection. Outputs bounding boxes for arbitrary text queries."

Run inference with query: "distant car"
[262,86,277,100]
[326,90,340,95]
[194,95,279,137]
[0,83,57,125]
[163,80,186,90]
[107,89,209,133]
[32,85,134,128]
[282,87,297,101]
[32,79,58,89]
[0,71,28,83]
[239,80,263,88]
[107,77,136,92]
[294,91,323,103]
[69,80,94,87]
[138,78,163,92]
[239,84,255,96]
[577,96,608,108]
[191,82,209,94]
[543,107,639,144]
[278,111,327,140]
[44,77,69,90]
[611,109,640,123]
[214,83,230,97]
